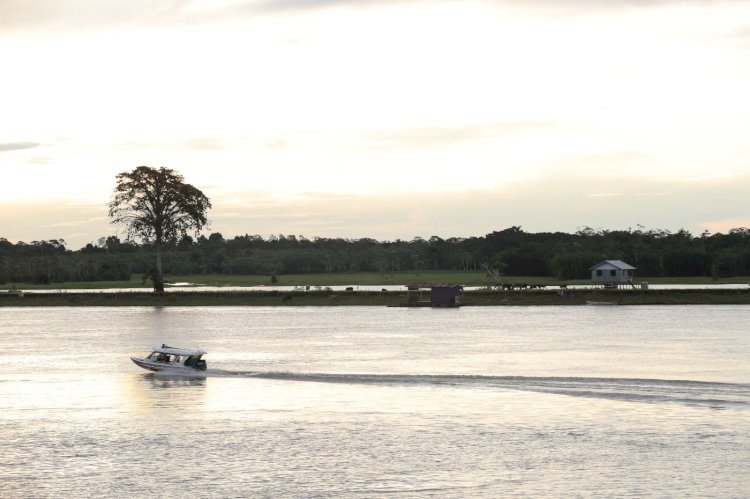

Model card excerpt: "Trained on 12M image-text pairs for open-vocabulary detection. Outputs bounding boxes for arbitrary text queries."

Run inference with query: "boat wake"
[205,370,750,409]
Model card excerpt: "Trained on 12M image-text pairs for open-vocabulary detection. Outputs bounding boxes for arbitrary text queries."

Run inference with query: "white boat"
[131,344,207,373]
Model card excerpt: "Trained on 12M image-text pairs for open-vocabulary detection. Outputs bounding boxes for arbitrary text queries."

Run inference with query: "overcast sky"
[1,0,749,249]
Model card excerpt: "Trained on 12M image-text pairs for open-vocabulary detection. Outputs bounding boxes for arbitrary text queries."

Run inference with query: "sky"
[1,0,749,249]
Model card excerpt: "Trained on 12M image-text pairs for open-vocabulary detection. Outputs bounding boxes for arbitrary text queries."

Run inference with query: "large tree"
[109,166,211,292]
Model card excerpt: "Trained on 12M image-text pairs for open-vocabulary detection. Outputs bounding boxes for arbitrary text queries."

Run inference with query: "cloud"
[0,1,146,30]
[1,171,748,248]
[0,142,39,152]
[728,25,750,39]
[202,172,750,242]
[114,137,224,151]
[634,192,672,197]
[0,201,110,249]
[700,216,750,234]
[0,0,385,31]
[498,0,746,10]
[360,122,550,150]
[6,0,741,32]
[683,173,734,183]
[182,138,224,151]
[173,0,750,19]
[42,216,109,229]
[543,150,652,178]
[27,157,52,164]
[587,193,624,198]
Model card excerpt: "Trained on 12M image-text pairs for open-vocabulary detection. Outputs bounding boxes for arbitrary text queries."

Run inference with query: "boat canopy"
[150,345,206,357]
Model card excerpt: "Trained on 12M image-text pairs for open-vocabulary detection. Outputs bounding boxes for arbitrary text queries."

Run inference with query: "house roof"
[406,283,463,290]
[589,260,636,271]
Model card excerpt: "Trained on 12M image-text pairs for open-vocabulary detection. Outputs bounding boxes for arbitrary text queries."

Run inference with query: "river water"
[1,305,748,497]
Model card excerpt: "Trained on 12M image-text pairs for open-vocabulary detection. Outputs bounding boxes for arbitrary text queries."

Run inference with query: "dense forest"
[1,226,749,284]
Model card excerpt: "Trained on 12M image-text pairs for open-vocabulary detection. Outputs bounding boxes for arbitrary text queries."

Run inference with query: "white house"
[590,260,636,284]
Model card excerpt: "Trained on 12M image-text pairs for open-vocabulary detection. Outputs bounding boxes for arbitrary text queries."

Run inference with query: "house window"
[610,270,616,277]
[596,270,602,277]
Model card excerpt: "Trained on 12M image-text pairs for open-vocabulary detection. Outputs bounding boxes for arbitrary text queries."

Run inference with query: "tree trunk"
[154,239,165,293]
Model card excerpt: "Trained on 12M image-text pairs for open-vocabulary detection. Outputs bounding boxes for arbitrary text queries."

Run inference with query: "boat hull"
[130,357,206,374]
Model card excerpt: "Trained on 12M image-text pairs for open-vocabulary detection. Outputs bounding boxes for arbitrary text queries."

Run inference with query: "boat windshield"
[148,351,172,362]
[143,349,204,366]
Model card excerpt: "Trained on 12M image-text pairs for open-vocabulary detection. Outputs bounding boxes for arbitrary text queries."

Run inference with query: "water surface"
[1,305,748,497]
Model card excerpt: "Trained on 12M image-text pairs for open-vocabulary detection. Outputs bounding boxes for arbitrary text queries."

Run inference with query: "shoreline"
[2,288,750,307]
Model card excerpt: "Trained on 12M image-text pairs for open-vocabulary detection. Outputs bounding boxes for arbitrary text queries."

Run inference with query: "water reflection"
[142,373,208,388]
[117,373,208,416]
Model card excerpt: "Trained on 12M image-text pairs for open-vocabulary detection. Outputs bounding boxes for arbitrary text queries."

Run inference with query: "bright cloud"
[1,0,749,248]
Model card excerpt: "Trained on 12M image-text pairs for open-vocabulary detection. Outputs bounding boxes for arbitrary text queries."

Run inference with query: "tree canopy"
[2,226,750,286]
[108,166,211,291]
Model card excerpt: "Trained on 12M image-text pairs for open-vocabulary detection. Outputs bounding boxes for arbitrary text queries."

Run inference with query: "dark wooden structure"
[404,283,462,307]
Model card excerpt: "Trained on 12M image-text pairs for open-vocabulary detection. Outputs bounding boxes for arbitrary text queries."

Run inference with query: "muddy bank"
[2,288,749,306]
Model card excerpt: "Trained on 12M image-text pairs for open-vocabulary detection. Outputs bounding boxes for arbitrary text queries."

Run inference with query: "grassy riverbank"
[2,271,749,290]
[2,288,749,307]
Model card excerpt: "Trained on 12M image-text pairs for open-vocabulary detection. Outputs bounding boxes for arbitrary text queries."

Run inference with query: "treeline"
[2,226,750,284]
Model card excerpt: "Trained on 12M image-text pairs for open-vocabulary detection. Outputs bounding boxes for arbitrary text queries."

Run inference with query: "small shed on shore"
[405,283,463,307]
[590,260,636,285]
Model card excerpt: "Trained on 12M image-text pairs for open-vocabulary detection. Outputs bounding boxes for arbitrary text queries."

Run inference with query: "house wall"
[591,268,634,283]
[431,287,460,305]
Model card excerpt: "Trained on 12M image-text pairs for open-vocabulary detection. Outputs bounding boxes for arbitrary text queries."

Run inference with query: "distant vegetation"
[1,225,749,285]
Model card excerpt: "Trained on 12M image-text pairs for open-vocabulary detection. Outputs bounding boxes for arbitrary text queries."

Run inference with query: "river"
[1,305,748,497]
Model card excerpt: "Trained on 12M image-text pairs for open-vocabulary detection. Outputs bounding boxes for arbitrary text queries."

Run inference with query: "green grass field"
[2,271,749,290]
[2,287,749,307]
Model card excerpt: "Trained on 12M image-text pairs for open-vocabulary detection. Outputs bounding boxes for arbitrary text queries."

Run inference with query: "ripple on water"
[0,306,748,497]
